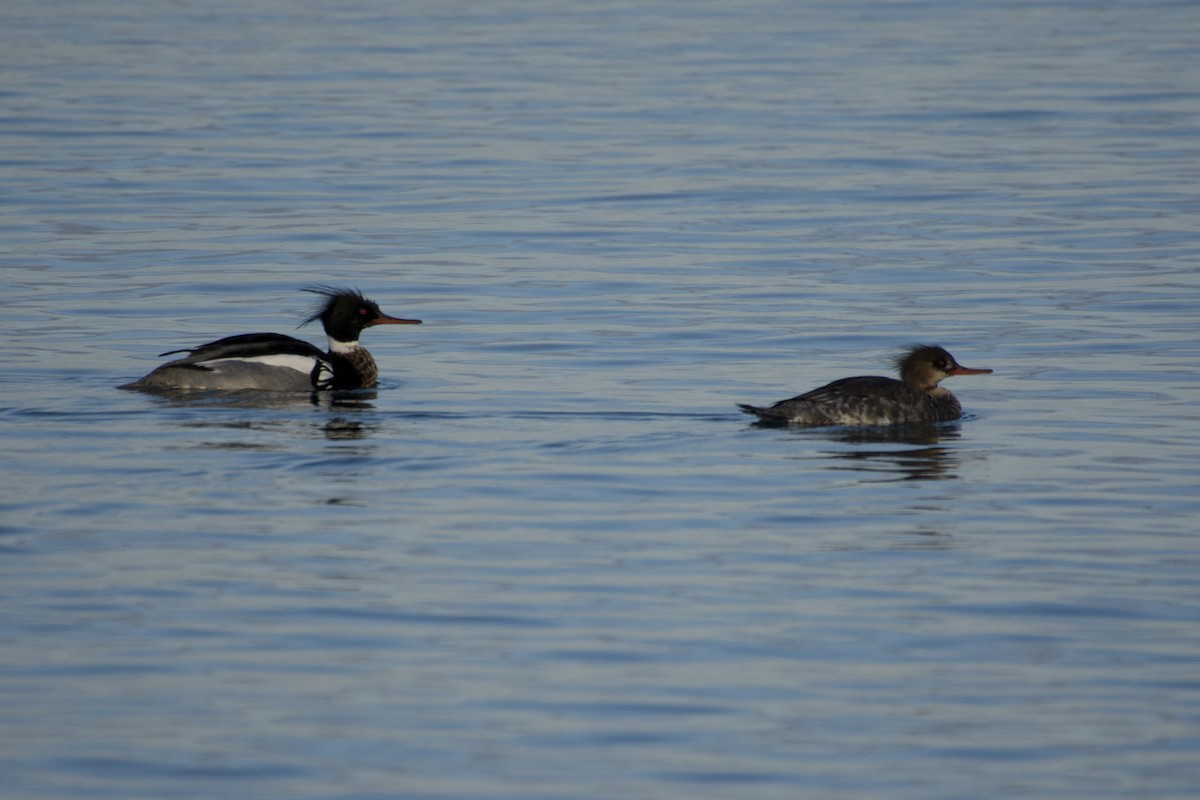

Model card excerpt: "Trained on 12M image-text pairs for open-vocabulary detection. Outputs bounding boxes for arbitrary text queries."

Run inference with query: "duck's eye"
[934,359,948,369]
[359,307,369,316]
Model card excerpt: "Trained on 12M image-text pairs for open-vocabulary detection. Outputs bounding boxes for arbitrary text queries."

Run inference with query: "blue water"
[3,1,1200,798]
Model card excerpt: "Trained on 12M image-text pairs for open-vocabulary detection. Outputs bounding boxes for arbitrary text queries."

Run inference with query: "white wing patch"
[193,354,336,390]
[209,354,321,374]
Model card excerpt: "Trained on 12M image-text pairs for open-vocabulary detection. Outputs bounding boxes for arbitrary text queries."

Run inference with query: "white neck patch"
[328,337,360,354]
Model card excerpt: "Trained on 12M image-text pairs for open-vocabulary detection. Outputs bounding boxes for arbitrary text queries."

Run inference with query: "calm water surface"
[3,1,1200,798]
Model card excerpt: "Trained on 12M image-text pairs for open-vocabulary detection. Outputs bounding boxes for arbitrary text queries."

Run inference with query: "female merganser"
[121,286,421,392]
[739,345,991,426]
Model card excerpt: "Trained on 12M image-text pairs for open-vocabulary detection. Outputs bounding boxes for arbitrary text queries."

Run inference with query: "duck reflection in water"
[768,422,966,481]
[323,416,372,441]
[136,387,381,444]
[818,422,964,481]
[129,386,378,411]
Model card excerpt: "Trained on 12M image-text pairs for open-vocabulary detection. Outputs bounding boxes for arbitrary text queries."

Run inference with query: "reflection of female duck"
[122,287,421,392]
[739,345,991,426]
[825,428,961,482]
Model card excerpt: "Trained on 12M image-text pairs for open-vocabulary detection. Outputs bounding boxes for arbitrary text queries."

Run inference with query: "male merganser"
[121,286,421,392]
[739,345,991,426]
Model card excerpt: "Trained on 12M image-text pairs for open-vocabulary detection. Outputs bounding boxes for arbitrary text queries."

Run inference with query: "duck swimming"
[738,345,991,426]
[121,286,421,392]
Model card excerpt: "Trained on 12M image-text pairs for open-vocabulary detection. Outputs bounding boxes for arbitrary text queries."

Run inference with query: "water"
[3,1,1200,797]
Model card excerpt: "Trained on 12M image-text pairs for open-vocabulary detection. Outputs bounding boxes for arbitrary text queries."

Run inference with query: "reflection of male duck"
[740,345,991,427]
[123,287,421,392]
